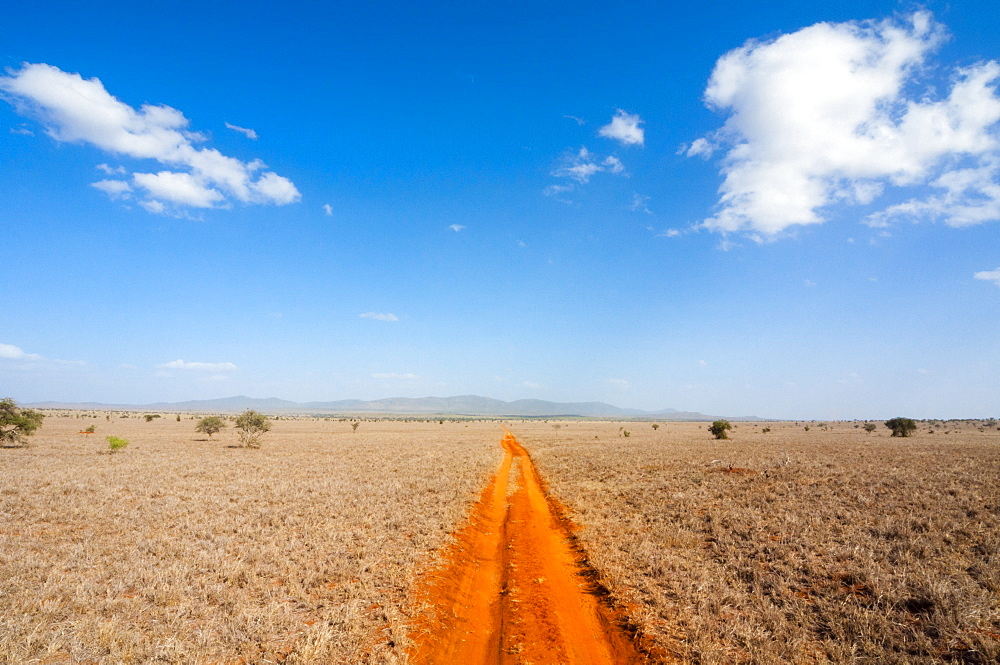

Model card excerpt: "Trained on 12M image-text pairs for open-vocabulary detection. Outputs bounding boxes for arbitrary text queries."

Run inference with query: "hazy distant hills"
[28,394,761,420]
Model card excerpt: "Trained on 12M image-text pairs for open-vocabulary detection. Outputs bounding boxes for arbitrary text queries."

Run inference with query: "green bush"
[0,397,45,447]
[885,417,917,437]
[709,419,732,440]
[106,436,129,452]
[863,423,877,433]
[195,415,226,439]
[235,410,271,448]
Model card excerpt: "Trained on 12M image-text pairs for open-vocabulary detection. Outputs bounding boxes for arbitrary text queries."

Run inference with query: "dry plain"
[1,413,998,664]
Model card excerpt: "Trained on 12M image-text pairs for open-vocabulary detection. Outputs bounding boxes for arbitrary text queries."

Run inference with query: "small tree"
[863,423,877,434]
[885,417,917,438]
[235,409,271,448]
[652,423,659,431]
[0,398,45,447]
[196,416,226,439]
[106,436,129,452]
[709,419,732,440]
[351,421,360,433]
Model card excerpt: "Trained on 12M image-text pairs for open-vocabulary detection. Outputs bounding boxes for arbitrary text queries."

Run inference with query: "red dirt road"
[407,429,646,664]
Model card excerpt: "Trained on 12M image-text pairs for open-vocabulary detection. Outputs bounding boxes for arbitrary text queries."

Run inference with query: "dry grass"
[5,415,998,664]
[0,414,500,664]
[522,420,1000,665]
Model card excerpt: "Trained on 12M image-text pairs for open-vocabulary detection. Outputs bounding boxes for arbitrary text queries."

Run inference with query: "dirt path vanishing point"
[407,429,649,665]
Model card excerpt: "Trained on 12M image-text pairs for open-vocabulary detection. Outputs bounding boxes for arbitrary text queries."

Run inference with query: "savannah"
[2,411,997,664]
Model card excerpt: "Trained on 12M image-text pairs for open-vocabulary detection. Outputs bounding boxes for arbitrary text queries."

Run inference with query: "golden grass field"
[2,413,998,664]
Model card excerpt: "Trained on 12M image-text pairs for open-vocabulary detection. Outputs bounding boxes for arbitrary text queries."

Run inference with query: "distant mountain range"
[28,394,762,420]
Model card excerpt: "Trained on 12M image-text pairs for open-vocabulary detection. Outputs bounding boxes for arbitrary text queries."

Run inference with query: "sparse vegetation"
[195,415,227,439]
[863,423,877,433]
[0,398,45,447]
[709,419,731,440]
[885,416,918,437]
[83,424,96,433]
[234,409,271,448]
[351,421,360,433]
[144,414,160,422]
[106,435,129,452]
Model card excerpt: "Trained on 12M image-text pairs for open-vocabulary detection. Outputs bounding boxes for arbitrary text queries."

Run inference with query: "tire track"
[407,429,647,664]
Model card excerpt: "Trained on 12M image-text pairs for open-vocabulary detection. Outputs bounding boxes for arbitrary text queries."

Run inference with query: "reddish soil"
[407,429,647,664]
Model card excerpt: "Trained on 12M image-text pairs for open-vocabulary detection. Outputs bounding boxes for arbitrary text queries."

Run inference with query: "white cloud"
[133,171,225,208]
[599,109,645,146]
[91,179,133,200]
[974,267,1000,287]
[156,359,237,371]
[630,192,652,213]
[372,372,418,380]
[225,122,258,140]
[96,162,125,175]
[684,137,715,158]
[0,343,41,360]
[564,114,586,125]
[449,224,465,232]
[692,12,1000,236]
[323,203,333,216]
[0,63,300,213]
[547,147,628,201]
[10,124,33,135]
[360,312,399,322]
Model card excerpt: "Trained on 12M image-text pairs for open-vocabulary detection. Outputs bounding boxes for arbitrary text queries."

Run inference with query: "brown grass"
[0,414,500,663]
[522,420,1000,665]
[3,415,998,664]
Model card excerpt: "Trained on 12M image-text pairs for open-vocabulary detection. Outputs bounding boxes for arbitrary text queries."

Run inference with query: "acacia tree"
[0,398,45,447]
[709,419,732,440]
[885,417,917,437]
[195,415,226,439]
[235,409,271,448]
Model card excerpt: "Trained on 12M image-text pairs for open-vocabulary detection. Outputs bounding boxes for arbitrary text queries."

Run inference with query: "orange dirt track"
[407,429,649,664]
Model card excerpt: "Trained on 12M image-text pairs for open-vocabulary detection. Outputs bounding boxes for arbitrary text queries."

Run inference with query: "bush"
[709,419,732,440]
[235,410,271,448]
[652,424,659,430]
[143,414,160,422]
[106,436,129,452]
[863,423,877,433]
[885,417,917,437]
[195,416,226,439]
[0,397,45,447]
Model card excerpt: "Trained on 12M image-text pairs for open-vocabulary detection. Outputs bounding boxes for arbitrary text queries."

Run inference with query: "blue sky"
[1,0,998,419]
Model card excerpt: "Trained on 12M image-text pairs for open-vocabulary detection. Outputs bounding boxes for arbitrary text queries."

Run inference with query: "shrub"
[0,397,45,447]
[195,416,226,439]
[235,410,271,448]
[885,417,917,438]
[863,423,877,433]
[144,414,160,422]
[652,424,659,430]
[106,436,129,452]
[709,419,732,440]
[351,421,360,432]
[762,427,771,433]
[84,425,96,433]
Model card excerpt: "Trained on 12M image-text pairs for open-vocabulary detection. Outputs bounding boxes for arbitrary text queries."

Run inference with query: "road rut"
[407,429,646,664]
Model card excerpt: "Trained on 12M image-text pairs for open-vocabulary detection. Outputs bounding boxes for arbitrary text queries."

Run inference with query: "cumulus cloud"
[449,224,465,232]
[0,63,300,213]
[156,359,238,371]
[360,312,399,322]
[691,12,1000,236]
[224,122,258,140]
[974,267,1000,287]
[323,203,333,216]
[91,179,133,200]
[0,343,42,360]
[599,109,644,146]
